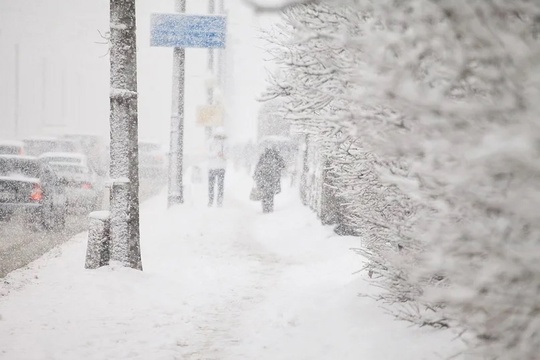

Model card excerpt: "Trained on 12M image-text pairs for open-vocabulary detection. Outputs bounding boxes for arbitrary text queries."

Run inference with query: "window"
[0,158,40,178]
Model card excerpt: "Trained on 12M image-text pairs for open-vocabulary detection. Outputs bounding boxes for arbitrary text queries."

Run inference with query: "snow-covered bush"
[262,0,540,358]
[263,1,427,320]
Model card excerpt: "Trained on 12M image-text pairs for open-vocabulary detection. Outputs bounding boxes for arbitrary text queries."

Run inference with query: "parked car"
[22,137,80,157]
[60,133,108,176]
[0,140,25,156]
[48,161,102,214]
[0,155,66,230]
[139,141,167,182]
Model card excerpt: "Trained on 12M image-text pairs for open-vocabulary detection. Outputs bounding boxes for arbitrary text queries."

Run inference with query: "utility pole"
[208,0,215,101]
[217,0,225,89]
[77,72,83,130]
[109,0,142,270]
[41,58,47,128]
[205,0,216,139]
[217,0,226,129]
[14,44,20,138]
[167,0,186,207]
[61,68,66,124]
[219,0,225,16]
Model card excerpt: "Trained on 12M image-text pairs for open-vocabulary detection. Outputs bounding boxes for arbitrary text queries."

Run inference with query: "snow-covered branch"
[242,0,321,13]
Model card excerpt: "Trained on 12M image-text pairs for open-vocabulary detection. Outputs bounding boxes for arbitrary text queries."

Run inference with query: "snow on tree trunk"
[85,211,111,269]
[109,0,142,270]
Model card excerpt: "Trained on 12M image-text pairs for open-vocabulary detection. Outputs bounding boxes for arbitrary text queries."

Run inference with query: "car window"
[139,143,161,152]
[57,141,78,153]
[44,157,81,164]
[50,164,89,174]
[23,141,55,156]
[40,165,57,182]
[0,158,40,178]
[24,140,78,156]
[0,146,20,155]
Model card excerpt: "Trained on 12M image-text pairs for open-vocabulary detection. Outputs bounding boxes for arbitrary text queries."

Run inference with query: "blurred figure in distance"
[253,147,285,213]
[207,128,227,207]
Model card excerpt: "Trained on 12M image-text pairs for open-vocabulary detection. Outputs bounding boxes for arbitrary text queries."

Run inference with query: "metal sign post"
[151,11,226,208]
[207,0,216,140]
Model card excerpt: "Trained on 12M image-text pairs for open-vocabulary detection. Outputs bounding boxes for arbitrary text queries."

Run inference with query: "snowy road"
[0,172,464,359]
[0,182,163,278]
[0,214,88,278]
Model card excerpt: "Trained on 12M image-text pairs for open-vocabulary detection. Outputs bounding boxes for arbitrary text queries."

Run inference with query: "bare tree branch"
[242,0,320,13]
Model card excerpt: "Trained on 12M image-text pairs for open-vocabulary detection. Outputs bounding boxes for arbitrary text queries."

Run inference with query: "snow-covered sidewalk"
[0,170,463,360]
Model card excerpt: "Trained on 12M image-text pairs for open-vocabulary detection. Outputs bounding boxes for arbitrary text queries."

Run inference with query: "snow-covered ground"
[0,170,464,360]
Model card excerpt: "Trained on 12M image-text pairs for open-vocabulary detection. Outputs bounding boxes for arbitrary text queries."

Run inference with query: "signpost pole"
[217,0,225,89]
[14,44,20,138]
[205,0,216,139]
[151,10,226,207]
[167,0,186,207]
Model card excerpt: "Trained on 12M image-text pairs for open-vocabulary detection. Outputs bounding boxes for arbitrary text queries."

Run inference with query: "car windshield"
[0,145,21,155]
[139,143,161,152]
[0,158,40,178]
[24,140,78,156]
[43,157,81,164]
[50,164,88,175]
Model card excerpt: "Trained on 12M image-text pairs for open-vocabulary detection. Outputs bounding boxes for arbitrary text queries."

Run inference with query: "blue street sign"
[151,14,227,49]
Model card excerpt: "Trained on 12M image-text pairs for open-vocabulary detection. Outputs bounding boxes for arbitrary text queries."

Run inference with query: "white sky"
[0,0,271,154]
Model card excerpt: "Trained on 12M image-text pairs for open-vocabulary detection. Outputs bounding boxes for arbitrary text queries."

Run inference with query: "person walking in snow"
[207,129,227,207]
[253,147,285,213]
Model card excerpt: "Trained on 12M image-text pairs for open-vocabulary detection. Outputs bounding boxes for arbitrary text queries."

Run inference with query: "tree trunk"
[109,0,142,270]
[300,134,309,206]
[320,159,337,225]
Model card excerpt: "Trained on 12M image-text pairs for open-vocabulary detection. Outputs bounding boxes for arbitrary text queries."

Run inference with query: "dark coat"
[254,149,285,196]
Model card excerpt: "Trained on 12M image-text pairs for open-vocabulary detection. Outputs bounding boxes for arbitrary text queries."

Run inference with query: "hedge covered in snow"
[262,1,540,358]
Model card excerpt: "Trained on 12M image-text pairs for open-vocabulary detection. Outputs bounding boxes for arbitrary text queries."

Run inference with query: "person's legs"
[268,194,274,212]
[262,196,269,213]
[208,170,216,206]
[216,169,225,207]
[262,194,274,213]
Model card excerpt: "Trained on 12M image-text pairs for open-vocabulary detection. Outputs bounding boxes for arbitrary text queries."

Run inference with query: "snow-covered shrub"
[262,0,540,358]
[348,2,540,357]
[263,2,429,322]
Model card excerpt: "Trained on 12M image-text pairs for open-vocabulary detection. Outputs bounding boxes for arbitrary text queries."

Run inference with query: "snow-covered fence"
[85,211,111,269]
